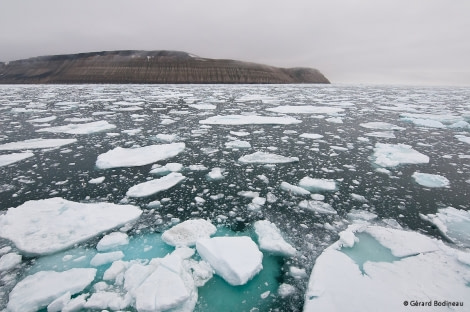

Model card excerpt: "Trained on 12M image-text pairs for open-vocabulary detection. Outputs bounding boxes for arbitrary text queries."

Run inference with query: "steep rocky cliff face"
[0,50,330,84]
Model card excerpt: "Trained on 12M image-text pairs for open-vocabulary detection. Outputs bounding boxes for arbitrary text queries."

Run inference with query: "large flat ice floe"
[37,120,116,134]
[0,152,34,167]
[199,115,301,125]
[254,220,296,257]
[162,219,217,247]
[372,143,429,167]
[0,138,77,150]
[238,152,299,164]
[412,172,450,188]
[126,172,186,198]
[266,106,344,115]
[421,207,470,247]
[304,224,470,312]
[7,268,96,312]
[196,236,263,286]
[0,197,142,255]
[95,143,185,169]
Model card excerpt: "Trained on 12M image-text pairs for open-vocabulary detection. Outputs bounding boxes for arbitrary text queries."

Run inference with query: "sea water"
[0,84,469,311]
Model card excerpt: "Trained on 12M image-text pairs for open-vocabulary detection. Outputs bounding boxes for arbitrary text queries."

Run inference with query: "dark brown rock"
[0,50,330,84]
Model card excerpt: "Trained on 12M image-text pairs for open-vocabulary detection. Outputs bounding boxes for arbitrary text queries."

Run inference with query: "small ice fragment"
[0,252,22,271]
[126,172,186,198]
[206,167,225,181]
[96,232,129,251]
[299,177,337,191]
[254,220,297,257]
[412,172,449,188]
[90,251,124,266]
[88,176,105,184]
[162,219,217,247]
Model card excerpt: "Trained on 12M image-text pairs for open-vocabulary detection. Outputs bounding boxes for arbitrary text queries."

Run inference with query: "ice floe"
[304,224,470,312]
[280,181,311,196]
[298,177,337,191]
[372,143,429,167]
[0,138,77,151]
[161,219,217,247]
[455,135,470,144]
[196,236,263,286]
[254,220,296,257]
[206,167,225,181]
[0,152,34,167]
[238,152,299,164]
[189,103,216,110]
[0,197,142,255]
[298,200,337,214]
[266,106,344,115]
[360,122,405,130]
[225,140,251,149]
[126,172,186,198]
[96,232,129,251]
[421,207,470,247]
[199,115,301,125]
[6,268,96,312]
[95,143,185,169]
[412,172,450,188]
[37,120,116,134]
[0,252,22,271]
[299,133,324,140]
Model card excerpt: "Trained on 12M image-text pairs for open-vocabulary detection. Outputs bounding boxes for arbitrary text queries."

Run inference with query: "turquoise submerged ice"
[0,84,470,311]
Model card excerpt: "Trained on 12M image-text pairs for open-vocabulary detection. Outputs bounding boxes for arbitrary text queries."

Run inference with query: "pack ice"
[95,143,185,169]
[0,197,142,255]
[304,224,470,312]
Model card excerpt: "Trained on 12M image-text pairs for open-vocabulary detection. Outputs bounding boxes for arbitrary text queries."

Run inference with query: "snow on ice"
[0,198,142,255]
[95,143,185,169]
[421,207,470,247]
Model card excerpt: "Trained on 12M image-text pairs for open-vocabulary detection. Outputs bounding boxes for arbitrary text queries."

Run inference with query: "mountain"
[0,50,330,84]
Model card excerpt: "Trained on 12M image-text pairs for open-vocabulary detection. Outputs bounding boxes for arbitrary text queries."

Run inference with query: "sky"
[1,0,469,86]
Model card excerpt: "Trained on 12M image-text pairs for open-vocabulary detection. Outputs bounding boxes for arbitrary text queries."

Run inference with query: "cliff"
[0,50,330,84]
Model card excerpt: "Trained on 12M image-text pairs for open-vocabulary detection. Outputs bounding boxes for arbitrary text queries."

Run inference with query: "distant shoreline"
[0,50,330,85]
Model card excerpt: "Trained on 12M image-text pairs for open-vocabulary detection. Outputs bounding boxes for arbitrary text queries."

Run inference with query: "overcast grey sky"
[1,0,469,86]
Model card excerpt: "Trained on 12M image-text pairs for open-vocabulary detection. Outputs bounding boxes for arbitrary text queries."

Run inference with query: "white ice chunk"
[266,106,344,115]
[206,167,225,181]
[372,143,429,167]
[0,252,22,271]
[0,197,142,255]
[239,151,299,164]
[154,133,178,143]
[422,207,470,247]
[37,120,116,134]
[299,133,324,140]
[96,232,129,251]
[196,236,263,286]
[299,177,337,191]
[278,283,296,298]
[200,115,301,125]
[189,103,216,110]
[162,219,217,247]
[455,135,470,144]
[96,143,185,169]
[47,291,71,312]
[88,176,105,184]
[225,140,251,149]
[0,152,34,167]
[0,138,77,151]
[254,220,297,257]
[280,181,311,195]
[126,172,186,198]
[7,268,96,312]
[412,172,449,188]
[299,200,337,214]
[360,122,405,130]
[27,116,57,123]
